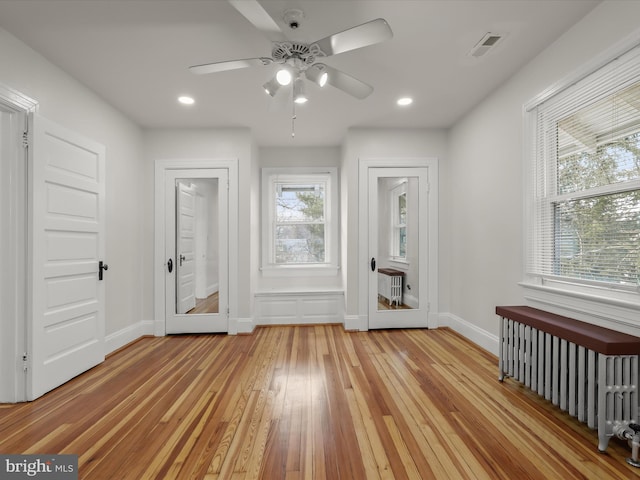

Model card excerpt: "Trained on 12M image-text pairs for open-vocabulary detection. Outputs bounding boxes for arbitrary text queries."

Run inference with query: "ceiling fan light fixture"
[318,72,328,87]
[293,77,308,104]
[306,64,328,87]
[263,77,280,97]
[276,67,293,86]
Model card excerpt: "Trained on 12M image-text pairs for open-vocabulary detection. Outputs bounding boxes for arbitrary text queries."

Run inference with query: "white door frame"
[0,84,37,403]
[368,167,429,329]
[154,158,238,336]
[165,170,228,333]
[358,157,439,331]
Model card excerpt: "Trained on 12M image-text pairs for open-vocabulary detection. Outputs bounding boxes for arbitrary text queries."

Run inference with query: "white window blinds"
[528,44,640,289]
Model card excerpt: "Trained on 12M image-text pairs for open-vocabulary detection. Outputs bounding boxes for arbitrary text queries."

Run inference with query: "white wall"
[447,0,640,350]
[341,128,448,322]
[0,27,145,346]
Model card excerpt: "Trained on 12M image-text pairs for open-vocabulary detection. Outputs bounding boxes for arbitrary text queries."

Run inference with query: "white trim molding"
[105,321,155,355]
[230,316,254,335]
[154,158,239,336]
[343,315,365,331]
[254,290,344,326]
[0,84,38,403]
[440,313,499,356]
[358,157,439,330]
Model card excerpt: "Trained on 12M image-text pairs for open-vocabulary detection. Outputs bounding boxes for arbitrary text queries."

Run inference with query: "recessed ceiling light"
[397,97,413,106]
[178,96,195,105]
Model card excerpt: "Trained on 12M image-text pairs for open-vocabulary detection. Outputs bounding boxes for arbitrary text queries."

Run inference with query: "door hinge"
[22,352,29,372]
[22,130,29,148]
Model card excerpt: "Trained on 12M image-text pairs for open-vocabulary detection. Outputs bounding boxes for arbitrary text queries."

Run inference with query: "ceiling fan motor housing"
[272,42,325,67]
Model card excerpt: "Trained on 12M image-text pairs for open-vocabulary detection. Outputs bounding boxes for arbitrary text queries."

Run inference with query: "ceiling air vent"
[468,32,504,58]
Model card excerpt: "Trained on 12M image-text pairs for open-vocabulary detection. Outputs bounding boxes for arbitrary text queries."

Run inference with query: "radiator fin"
[499,318,639,451]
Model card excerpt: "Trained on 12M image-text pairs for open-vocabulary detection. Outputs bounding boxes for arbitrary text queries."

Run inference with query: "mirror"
[376,177,419,311]
[175,178,219,315]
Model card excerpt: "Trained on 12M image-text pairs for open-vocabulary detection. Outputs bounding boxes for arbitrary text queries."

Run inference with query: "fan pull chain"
[291,96,296,138]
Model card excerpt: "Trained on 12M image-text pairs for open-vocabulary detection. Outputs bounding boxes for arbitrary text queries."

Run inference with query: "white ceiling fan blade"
[319,64,374,99]
[228,0,286,42]
[313,18,393,57]
[189,57,272,75]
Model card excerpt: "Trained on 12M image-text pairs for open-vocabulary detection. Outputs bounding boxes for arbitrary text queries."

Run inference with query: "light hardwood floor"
[1,325,638,479]
[187,292,219,315]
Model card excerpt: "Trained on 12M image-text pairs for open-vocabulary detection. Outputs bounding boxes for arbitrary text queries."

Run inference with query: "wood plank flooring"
[187,292,219,314]
[1,325,639,479]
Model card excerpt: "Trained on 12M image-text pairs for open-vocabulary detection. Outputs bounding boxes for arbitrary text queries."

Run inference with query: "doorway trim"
[358,157,439,331]
[0,84,37,402]
[154,158,238,336]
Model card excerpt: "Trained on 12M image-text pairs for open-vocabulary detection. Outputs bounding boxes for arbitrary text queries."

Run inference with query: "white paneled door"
[30,116,106,400]
[176,182,197,314]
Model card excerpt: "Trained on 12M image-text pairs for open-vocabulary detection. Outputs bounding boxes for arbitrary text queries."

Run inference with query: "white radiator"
[499,318,639,452]
[378,270,403,306]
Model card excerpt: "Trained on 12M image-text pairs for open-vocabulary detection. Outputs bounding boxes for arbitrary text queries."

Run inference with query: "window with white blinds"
[527,44,640,291]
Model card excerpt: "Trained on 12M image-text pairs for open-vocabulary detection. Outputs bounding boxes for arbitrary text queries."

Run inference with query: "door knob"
[370,257,376,272]
[167,258,173,273]
[98,260,109,281]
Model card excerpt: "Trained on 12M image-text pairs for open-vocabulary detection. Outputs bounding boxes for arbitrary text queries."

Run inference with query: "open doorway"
[0,104,29,402]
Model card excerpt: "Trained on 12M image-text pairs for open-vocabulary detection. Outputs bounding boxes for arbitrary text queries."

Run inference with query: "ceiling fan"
[189,0,393,102]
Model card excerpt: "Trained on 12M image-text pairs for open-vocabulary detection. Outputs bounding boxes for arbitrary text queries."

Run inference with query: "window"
[526,44,640,297]
[262,168,338,274]
[391,182,407,259]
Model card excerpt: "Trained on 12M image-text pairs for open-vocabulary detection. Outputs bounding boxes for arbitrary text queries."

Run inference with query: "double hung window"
[527,45,640,296]
[261,168,338,274]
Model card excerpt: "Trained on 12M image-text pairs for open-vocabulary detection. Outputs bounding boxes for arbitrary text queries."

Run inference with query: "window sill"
[519,277,640,331]
[388,258,409,270]
[261,264,340,278]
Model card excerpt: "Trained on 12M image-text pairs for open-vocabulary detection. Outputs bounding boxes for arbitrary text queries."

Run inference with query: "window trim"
[389,180,408,261]
[522,36,640,325]
[261,167,339,276]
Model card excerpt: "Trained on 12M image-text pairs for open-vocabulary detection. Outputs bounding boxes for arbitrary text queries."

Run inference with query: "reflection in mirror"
[377,177,419,311]
[175,178,219,315]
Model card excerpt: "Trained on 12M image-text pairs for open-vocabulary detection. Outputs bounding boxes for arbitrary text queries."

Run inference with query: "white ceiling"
[0,0,600,146]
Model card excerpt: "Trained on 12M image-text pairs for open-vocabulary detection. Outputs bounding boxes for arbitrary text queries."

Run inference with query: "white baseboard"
[439,313,498,356]
[104,320,155,355]
[404,293,419,309]
[230,316,254,335]
[344,314,367,331]
[207,283,219,298]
